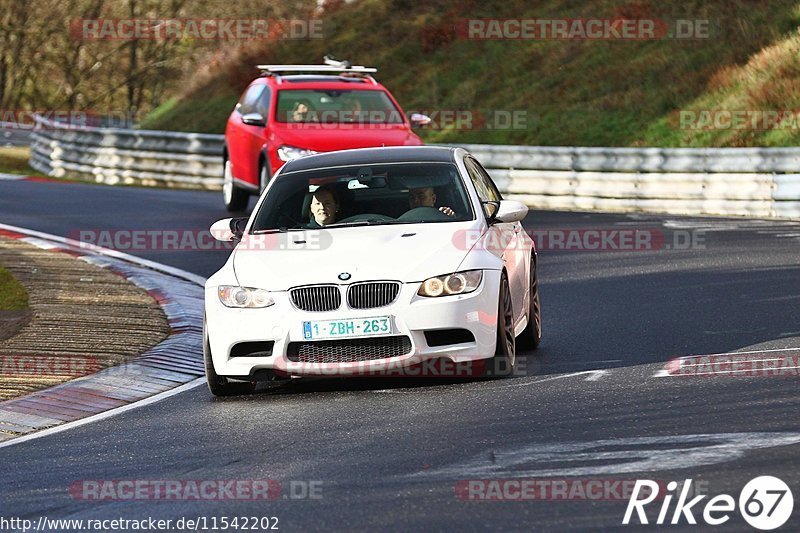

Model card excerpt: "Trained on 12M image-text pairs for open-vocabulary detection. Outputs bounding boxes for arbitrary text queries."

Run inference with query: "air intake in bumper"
[287,335,412,363]
[424,329,475,347]
[230,341,275,358]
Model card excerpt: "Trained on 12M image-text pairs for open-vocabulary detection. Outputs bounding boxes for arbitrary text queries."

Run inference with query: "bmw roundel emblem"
[338,272,351,281]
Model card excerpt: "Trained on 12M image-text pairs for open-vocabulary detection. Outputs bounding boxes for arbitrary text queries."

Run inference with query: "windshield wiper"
[321,220,384,229]
[250,227,304,234]
[322,220,377,228]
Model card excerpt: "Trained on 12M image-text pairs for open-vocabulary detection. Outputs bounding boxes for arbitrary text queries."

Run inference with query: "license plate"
[302,316,393,340]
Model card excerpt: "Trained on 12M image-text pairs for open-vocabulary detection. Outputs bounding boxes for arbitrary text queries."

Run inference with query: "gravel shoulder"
[0,236,171,400]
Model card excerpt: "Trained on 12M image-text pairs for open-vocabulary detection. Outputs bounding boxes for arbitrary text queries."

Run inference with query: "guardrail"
[28,117,800,218]
[453,144,800,219]
[0,121,33,147]
[29,115,224,189]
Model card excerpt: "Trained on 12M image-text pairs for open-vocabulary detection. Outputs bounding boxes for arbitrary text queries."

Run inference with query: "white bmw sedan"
[204,146,541,396]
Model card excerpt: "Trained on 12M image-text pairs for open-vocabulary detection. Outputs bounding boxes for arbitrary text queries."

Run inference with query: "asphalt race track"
[1,178,799,531]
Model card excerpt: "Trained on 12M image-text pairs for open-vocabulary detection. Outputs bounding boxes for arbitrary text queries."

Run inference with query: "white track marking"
[653,347,800,377]
[656,365,800,378]
[557,359,623,366]
[0,223,206,286]
[0,173,24,180]
[0,378,205,450]
[509,369,609,386]
[692,347,800,355]
[413,432,800,479]
[368,370,611,394]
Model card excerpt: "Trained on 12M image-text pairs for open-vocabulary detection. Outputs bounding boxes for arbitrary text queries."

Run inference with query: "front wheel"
[223,158,249,212]
[204,319,255,397]
[517,255,542,351]
[487,272,516,377]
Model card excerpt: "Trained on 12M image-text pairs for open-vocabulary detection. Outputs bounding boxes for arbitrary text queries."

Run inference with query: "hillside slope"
[142,0,800,147]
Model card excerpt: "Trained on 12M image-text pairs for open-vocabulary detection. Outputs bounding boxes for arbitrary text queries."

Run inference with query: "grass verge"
[140,0,800,147]
[0,147,37,176]
[0,266,29,311]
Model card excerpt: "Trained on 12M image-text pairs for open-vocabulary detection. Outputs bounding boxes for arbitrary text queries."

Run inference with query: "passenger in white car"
[408,187,455,217]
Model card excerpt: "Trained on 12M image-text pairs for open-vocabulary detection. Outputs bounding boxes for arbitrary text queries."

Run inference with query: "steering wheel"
[396,207,451,222]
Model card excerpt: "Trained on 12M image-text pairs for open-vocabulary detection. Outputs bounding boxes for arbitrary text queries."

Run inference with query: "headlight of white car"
[218,286,275,308]
[418,270,483,297]
[277,145,318,162]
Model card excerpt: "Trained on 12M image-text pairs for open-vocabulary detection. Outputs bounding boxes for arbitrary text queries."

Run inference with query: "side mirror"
[210,217,247,242]
[409,113,431,128]
[241,112,266,127]
[482,201,500,219]
[490,200,528,224]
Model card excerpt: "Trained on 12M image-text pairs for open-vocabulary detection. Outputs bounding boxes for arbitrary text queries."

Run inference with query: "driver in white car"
[408,187,455,216]
[307,186,340,227]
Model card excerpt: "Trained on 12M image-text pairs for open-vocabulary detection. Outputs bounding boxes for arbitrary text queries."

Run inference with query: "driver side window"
[465,157,501,217]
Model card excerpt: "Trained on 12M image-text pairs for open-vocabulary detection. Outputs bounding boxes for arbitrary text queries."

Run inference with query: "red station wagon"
[222,58,428,211]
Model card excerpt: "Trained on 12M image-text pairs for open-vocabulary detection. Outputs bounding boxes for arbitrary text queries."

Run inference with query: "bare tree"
[1,0,316,121]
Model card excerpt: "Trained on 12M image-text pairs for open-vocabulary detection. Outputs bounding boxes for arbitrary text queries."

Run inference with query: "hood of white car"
[232,221,481,290]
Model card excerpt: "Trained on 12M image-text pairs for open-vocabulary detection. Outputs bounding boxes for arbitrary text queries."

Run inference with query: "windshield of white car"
[250,162,475,232]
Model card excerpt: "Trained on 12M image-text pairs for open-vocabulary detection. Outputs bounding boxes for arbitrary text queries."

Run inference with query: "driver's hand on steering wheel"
[439,206,455,217]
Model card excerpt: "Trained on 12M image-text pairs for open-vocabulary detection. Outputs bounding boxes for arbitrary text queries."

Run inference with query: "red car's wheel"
[223,158,249,212]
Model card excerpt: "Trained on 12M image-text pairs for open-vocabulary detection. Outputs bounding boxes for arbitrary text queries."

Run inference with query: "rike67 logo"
[623,476,794,530]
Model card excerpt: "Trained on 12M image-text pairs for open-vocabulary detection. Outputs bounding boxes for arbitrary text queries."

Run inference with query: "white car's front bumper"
[204,272,501,379]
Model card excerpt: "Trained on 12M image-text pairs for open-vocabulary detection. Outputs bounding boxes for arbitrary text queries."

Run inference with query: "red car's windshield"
[275,89,405,124]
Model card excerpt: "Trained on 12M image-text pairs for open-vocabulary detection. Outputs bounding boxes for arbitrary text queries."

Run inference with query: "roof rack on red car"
[257,56,378,83]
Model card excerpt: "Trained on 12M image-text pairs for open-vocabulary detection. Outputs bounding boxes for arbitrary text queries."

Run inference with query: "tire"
[488,272,516,377]
[517,254,542,351]
[222,158,249,212]
[203,319,256,397]
[259,159,271,194]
